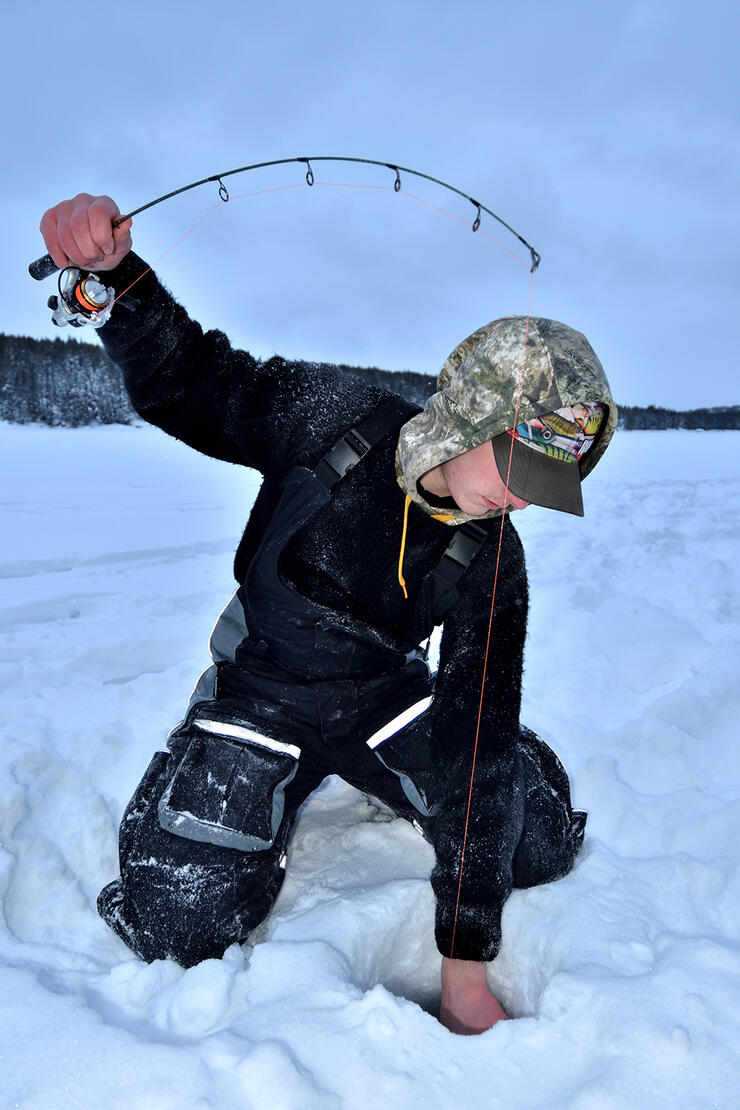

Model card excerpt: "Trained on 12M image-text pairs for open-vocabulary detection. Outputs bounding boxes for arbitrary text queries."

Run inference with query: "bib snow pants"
[98,466,585,967]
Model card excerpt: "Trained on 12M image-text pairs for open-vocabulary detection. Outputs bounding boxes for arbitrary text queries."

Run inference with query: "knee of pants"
[511,727,586,890]
[106,752,290,967]
[119,849,286,967]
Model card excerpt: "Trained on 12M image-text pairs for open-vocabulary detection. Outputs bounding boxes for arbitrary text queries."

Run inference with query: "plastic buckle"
[443,522,487,569]
[322,427,371,480]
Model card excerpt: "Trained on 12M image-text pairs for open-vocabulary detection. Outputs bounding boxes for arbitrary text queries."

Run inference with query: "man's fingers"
[111,215,133,257]
[72,194,131,268]
[89,197,120,255]
[69,198,105,264]
[39,194,132,272]
[39,208,70,270]
[56,219,96,268]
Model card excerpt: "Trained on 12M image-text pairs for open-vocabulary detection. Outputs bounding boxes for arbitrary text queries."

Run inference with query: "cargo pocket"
[366,696,435,817]
[158,716,300,852]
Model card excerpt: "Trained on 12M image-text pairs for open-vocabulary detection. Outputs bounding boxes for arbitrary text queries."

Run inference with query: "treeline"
[0,333,133,426]
[1,332,738,430]
[0,333,438,424]
[337,363,436,408]
[617,404,740,430]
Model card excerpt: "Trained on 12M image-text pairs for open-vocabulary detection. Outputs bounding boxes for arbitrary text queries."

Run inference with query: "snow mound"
[1,425,738,1108]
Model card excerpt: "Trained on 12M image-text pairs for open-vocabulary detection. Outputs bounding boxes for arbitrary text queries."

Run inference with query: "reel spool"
[48,268,115,328]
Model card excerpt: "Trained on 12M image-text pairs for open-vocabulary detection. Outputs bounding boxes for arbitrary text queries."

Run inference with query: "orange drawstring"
[398,495,412,598]
[399,496,455,598]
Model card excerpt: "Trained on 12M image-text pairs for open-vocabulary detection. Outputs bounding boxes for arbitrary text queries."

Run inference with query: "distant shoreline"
[1,332,737,430]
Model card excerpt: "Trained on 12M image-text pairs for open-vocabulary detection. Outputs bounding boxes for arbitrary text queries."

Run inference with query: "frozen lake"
[1,423,738,1108]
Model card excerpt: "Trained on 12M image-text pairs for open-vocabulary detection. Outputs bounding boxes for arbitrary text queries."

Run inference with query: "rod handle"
[29,253,60,281]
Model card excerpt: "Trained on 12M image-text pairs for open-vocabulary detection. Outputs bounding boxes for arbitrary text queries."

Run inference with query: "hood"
[395,316,618,525]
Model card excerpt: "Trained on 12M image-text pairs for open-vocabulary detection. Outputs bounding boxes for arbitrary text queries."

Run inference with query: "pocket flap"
[159,718,300,852]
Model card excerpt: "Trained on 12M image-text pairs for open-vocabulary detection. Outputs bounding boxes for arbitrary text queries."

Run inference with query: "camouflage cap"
[395,316,618,525]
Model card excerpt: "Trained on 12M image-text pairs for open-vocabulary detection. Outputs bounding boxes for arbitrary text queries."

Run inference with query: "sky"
[2,0,738,409]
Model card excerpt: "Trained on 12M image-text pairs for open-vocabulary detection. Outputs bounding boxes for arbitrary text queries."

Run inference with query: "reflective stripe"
[365,696,433,750]
[192,718,301,760]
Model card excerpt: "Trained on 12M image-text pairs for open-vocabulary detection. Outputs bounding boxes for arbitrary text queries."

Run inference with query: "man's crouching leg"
[97,751,289,967]
[511,726,587,890]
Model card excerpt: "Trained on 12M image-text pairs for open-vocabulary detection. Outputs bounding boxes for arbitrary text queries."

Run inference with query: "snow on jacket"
[95,252,612,961]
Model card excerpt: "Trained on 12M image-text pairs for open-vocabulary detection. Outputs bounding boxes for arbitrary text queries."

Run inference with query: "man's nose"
[505,490,530,510]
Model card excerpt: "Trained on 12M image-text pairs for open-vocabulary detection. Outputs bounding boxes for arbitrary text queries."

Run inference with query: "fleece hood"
[395,316,618,525]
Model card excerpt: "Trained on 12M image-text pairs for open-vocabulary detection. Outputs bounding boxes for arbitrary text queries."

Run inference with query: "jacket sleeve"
[97,252,365,474]
[428,517,528,962]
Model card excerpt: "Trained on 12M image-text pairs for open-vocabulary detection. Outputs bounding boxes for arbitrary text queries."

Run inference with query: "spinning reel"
[47,268,116,328]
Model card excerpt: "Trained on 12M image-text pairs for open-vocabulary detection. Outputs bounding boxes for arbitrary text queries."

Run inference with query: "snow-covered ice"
[1,423,738,1108]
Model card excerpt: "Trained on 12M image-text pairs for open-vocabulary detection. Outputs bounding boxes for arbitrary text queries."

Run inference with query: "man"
[38,194,617,1035]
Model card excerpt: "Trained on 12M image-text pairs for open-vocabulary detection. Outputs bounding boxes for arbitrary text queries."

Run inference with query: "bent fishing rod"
[28,153,543,976]
[29,155,542,282]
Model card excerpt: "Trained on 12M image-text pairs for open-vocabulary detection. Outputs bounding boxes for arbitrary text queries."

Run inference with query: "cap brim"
[492,434,584,517]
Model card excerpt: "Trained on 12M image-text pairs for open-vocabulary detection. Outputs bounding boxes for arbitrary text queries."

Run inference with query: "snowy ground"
[1,423,738,1109]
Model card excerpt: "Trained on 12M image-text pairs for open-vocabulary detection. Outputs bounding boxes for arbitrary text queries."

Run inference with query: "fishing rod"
[29,155,542,282]
[29,154,544,1000]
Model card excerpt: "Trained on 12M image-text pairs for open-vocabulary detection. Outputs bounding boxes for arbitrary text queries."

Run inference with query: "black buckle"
[442,522,487,569]
[321,428,372,481]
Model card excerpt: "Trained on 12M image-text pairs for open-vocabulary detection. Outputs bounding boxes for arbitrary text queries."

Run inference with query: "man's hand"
[40,194,132,272]
[439,957,509,1034]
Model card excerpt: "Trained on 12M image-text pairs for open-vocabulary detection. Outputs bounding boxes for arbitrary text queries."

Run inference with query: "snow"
[1,423,739,1108]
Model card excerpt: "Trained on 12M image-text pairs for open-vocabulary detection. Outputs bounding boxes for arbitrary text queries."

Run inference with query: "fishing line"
[29,156,541,280]
[113,184,307,306]
[440,269,536,1026]
[85,175,537,321]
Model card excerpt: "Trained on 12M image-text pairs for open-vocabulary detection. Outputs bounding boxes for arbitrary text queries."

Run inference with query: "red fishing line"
[440,270,536,1024]
[115,176,534,304]
[113,198,227,306]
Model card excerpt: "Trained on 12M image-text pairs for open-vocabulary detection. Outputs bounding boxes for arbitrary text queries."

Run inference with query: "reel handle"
[29,253,60,281]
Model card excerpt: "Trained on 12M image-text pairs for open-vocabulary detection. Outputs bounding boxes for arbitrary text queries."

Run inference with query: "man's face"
[433,440,530,516]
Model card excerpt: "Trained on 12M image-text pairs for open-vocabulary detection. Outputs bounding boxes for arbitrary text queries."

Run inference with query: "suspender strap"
[406,519,489,634]
[429,520,488,611]
[314,398,406,489]
[312,397,489,626]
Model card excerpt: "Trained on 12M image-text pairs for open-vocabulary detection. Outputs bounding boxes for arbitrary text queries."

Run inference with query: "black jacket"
[98,253,530,960]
